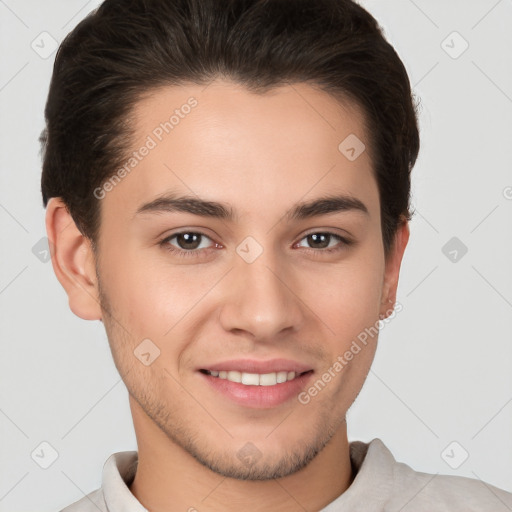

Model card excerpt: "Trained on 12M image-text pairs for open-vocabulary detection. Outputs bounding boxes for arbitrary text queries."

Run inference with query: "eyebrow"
[134,192,369,222]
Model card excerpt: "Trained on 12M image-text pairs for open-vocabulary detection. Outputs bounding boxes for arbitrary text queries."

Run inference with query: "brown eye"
[305,233,333,249]
[173,232,203,250]
[159,231,217,259]
[296,232,351,253]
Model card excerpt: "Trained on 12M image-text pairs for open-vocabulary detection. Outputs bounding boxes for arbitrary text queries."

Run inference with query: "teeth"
[277,371,288,383]
[241,372,260,385]
[259,373,277,386]
[208,370,299,385]
[227,370,242,383]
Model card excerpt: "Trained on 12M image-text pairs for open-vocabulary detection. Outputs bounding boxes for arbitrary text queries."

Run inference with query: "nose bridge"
[218,241,304,339]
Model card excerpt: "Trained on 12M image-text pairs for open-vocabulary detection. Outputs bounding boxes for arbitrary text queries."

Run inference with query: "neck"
[128,396,354,512]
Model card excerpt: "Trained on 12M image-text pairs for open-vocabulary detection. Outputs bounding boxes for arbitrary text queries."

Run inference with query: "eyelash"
[158,230,353,259]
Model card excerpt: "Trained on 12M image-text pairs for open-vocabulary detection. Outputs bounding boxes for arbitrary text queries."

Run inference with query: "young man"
[40,0,512,510]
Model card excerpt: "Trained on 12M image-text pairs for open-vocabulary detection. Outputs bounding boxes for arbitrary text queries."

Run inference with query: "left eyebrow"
[134,192,369,222]
[285,194,369,221]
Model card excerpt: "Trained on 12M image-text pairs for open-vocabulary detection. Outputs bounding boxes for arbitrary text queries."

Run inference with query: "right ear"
[45,197,103,321]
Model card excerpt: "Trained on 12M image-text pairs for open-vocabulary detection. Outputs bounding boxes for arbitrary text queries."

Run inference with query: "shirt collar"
[101,438,394,511]
[103,450,147,511]
[319,438,395,511]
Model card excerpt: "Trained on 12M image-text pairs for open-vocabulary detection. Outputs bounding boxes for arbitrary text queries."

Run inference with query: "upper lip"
[200,358,313,374]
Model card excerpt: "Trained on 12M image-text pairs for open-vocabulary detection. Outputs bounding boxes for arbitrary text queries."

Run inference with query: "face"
[85,80,405,479]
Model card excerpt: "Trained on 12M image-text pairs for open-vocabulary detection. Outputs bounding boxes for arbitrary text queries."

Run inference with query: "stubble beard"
[96,269,346,481]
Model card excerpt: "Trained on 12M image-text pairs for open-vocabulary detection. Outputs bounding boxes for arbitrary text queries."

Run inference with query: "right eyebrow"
[134,194,236,220]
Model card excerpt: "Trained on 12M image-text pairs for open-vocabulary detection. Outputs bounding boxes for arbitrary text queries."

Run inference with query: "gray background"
[1,0,511,510]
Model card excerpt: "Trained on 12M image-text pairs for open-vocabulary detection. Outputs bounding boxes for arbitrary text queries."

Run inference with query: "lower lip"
[199,371,314,409]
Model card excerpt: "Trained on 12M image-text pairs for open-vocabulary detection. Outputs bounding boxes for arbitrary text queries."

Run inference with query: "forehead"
[103,79,379,225]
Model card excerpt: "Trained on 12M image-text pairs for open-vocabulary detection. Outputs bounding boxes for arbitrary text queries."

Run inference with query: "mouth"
[199,369,314,386]
[198,359,315,408]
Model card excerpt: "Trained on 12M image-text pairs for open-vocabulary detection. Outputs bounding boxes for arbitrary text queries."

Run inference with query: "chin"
[192,443,323,481]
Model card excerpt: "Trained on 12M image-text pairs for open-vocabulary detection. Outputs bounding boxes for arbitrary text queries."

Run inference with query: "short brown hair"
[40,0,420,257]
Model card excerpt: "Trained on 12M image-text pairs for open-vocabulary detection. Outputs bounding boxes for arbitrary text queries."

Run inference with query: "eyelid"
[300,226,353,240]
[159,226,219,243]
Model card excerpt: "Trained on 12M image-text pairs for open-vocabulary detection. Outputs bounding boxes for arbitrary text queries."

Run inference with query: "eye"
[159,230,353,260]
[159,231,218,259]
[295,232,353,254]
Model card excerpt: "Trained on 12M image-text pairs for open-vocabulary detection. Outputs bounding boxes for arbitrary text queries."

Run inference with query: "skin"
[46,79,409,511]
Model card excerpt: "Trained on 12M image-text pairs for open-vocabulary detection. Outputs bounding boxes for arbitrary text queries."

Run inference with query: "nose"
[218,247,305,342]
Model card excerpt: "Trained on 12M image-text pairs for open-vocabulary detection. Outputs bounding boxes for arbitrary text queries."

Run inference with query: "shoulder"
[392,464,512,511]
[58,450,140,512]
[338,439,512,511]
[375,440,512,511]
[59,488,107,512]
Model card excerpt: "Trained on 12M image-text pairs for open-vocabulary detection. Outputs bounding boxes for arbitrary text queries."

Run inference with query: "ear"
[379,219,410,319]
[45,197,102,321]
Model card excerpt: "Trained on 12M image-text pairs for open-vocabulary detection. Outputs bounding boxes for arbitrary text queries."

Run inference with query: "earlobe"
[379,219,410,319]
[45,197,102,321]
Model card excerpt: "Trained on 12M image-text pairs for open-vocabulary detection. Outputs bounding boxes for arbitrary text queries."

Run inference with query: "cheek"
[98,246,168,340]
[99,247,208,361]
[306,258,383,341]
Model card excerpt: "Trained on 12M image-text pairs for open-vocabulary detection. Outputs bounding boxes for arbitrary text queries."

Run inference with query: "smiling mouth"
[199,369,313,386]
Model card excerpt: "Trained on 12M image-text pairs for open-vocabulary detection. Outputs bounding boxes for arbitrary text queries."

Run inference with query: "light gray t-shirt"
[59,438,512,511]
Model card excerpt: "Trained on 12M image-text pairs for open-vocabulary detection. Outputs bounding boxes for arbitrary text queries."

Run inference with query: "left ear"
[379,219,410,319]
